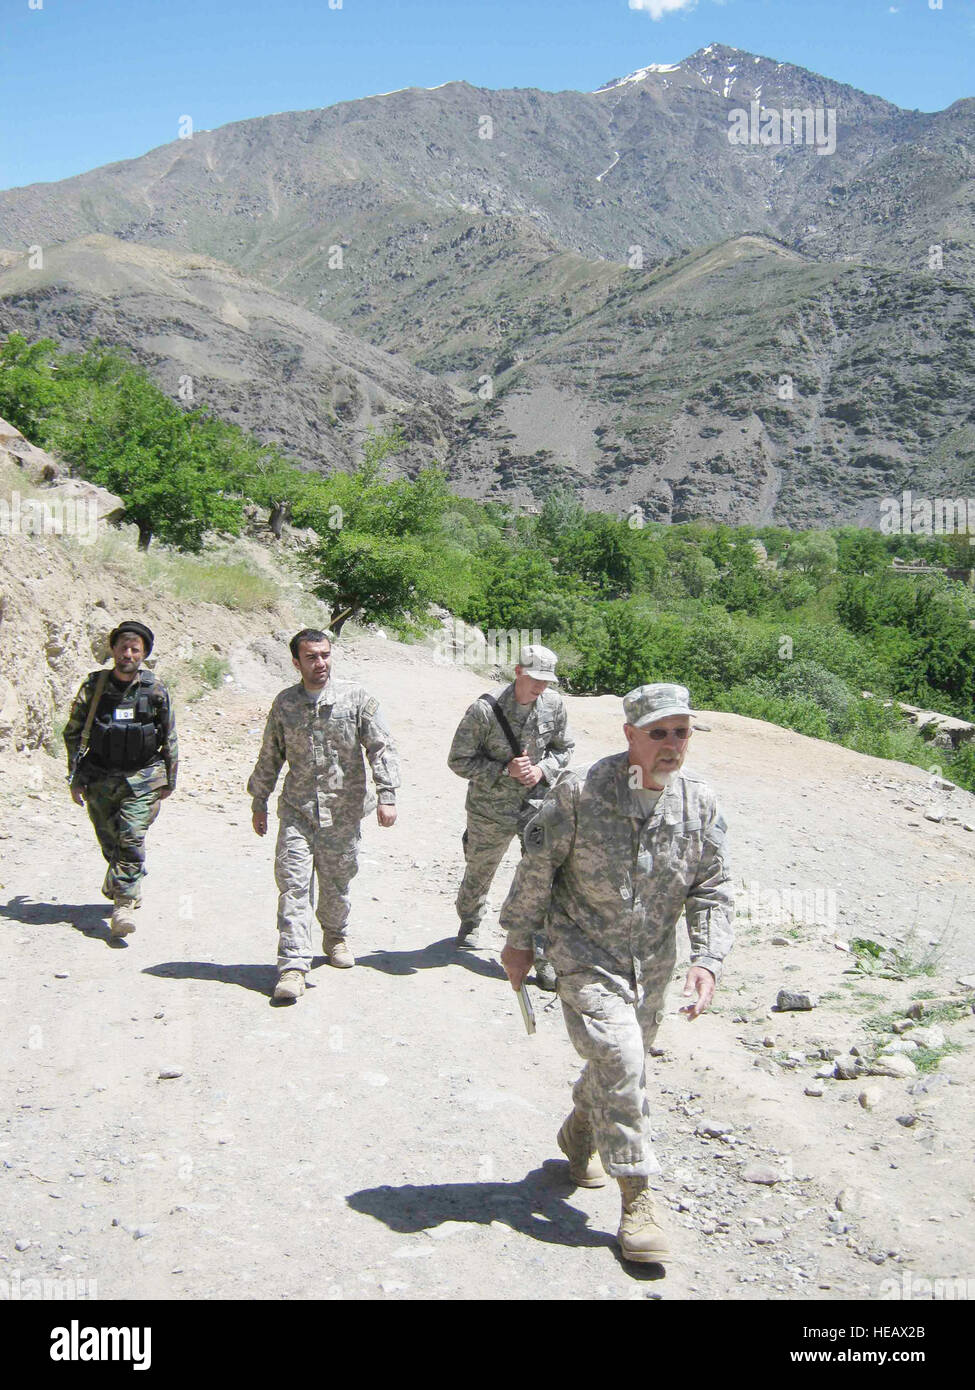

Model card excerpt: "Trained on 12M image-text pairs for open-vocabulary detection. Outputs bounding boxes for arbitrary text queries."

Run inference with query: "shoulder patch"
[363,696,379,718]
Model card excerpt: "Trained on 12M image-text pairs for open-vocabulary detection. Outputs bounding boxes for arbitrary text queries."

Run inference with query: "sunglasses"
[645,727,691,742]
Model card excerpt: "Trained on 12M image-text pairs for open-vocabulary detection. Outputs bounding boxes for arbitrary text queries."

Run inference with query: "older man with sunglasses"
[499,683,734,1266]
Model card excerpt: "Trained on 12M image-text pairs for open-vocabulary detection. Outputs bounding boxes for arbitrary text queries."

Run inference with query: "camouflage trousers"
[557,967,669,1178]
[84,774,163,905]
[274,805,360,973]
[455,815,520,928]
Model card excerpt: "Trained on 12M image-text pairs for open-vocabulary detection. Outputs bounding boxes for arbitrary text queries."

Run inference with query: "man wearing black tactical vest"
[63,620,178,939]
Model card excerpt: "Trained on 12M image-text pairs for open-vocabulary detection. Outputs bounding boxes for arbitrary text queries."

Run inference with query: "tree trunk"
[329,605,354,636]
[269,500,291,539]
[137,522,153,551]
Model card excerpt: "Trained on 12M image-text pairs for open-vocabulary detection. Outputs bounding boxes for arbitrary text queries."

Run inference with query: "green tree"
[300,433,454,632]
[783,532,839,585]
[78,370,243,549]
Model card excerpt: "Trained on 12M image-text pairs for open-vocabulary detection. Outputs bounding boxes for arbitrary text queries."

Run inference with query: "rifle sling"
[481,693,524,761]
[78,670,111,759]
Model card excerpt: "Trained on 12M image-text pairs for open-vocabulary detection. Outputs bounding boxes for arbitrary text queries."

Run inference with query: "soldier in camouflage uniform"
[64,620,178,939]
[447,644,573,988]
[499,683,734,1265]
[248,629,400,1003]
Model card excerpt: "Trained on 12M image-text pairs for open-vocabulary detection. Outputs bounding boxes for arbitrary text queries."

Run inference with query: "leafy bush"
[773,660,853,737]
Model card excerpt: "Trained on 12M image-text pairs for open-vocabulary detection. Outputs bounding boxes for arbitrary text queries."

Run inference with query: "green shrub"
[719,684,831,740]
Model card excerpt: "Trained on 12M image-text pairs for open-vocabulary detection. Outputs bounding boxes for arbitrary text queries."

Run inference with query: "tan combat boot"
[273,969,305,1001]
[617,1176,671,1263]
[326,940,355,969]
[110,899,138,938]
[556,1111,608,1188]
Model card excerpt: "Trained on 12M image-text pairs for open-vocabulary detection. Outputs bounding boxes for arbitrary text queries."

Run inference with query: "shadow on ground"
[144,960,278,996]
[347,1161,619,1251]
[357,937,508,982]
[1,895,113,942]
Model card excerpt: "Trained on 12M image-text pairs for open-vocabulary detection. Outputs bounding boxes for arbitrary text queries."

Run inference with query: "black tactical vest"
[86,673,160,773]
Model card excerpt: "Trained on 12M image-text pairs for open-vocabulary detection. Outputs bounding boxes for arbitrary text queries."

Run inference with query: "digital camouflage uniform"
[247,678,400,974]
[63,669,178,904]
[447,683,574,932]
[499,753,734,1177]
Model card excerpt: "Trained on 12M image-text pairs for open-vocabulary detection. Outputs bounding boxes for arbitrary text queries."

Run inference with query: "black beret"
[109,620,154,656]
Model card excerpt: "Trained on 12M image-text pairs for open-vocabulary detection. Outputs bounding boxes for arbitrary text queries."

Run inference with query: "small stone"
[776,989,818,1012]
[157,1068,183,1080]
[858,1088,882,1110]
[814,1065,835,1079]
[910,1025,945,1050]
[132,1226,154,1240]
[762,1037,776,1048]
[696,1121,734,1138]
[924,809,943,823]
[896,1114,918,1127]
[771,937,790,947]
[741,1160,790,1185]
[827,1215,849,1235]
[14,1238,30,1252]
[804,1084,824,1097]
[868,1054,917,1079]
[881,1039,918,1055]
[834,1057,861,1080]
[54,971,69,979]
[891,1019,914,1035]
[836,1188,862,1214]
[908,1074,948,1097]
[752,1227,784,1244]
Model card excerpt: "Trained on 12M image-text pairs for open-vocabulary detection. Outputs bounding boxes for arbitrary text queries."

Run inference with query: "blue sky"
[0,0,970,191]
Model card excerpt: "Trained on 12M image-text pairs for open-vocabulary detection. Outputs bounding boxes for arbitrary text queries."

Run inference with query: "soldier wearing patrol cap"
[447,643,574,988]
[499,682,734,1265]
[63,620,178,939]
[247,629,401,1002]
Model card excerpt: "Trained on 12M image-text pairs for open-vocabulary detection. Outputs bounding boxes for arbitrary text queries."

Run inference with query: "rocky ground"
[2,625,974,1302]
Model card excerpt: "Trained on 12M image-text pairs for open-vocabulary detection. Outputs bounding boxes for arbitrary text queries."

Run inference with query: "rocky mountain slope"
[1,44,972,521]
[0,236,458,475]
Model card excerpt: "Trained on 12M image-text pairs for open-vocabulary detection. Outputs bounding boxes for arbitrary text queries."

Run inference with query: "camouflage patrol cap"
[109,620,154,656]
[623,683,692,727]
[517,643,559,685]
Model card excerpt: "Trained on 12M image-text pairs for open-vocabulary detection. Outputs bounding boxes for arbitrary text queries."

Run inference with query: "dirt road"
[2,630,974,1301]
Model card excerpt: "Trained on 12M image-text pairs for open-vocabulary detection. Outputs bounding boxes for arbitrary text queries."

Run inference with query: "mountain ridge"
[1,44,972,525]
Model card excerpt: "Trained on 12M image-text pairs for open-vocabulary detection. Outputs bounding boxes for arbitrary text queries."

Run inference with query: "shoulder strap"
[480,693,523,759]
[79,670,111,754]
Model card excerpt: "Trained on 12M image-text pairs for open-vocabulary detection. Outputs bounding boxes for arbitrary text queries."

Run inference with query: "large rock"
[867,1054,917,1079]
[0,415,64,483]
[0,675,19,746]
[43,477,125,524]
[776,988,818,1011]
